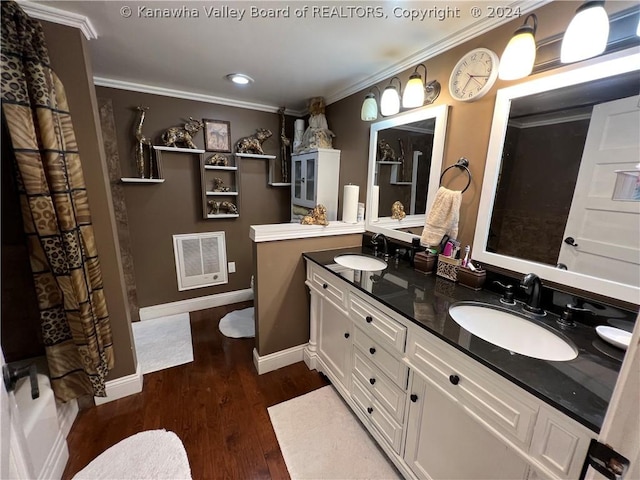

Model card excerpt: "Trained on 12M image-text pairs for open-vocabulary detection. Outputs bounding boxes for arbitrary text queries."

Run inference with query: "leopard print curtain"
[1,1,114,401]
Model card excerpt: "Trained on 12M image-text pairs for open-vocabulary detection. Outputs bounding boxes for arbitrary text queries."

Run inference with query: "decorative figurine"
[133,105,154,178]
[278,107,290,183]
[212,177,230,192]
[378,139,396,162]
[397,138,406,180]
[161,117,204,149]
[205,153,229,166]
[297,97,335,152]
[207,200,238,215]
[300,204,329,226]
[235,128,273,155]
[391,201,406,220]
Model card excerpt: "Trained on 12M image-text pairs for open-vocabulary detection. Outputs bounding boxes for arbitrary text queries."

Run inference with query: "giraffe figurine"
[278,107,290,183]
[134,105,155,178]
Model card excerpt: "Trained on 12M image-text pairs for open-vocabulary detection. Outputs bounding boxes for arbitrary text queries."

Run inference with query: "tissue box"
[457,267,487,290]
[414,252,437,274]
[436,255,461,282]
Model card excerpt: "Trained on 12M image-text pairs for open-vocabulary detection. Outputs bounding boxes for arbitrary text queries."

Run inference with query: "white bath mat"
[132,313,194,374]
[219,307,255,338]
[268,385,401,480]
[73,429,191,479]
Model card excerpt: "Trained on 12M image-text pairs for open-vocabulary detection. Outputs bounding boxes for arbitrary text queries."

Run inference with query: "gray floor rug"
[268,385,401,479]
[132,313,194,374]
[219,307,255,338]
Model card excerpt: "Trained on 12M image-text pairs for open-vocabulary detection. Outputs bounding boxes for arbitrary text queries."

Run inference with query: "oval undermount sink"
[334,254,387,271]
[448,303,578,362]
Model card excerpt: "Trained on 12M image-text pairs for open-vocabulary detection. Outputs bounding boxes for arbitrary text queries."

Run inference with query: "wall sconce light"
[498,14,538,80]
[402,64,428,108]
[361,86,381,121]
[380,77,402,116]
[561,1,610,63]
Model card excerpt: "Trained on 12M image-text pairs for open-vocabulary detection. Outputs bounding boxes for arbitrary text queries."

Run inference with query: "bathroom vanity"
[303,247,626,480]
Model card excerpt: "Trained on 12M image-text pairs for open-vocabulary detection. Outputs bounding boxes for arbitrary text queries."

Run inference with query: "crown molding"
[325,0,551,105]
[18,0,98,40]
[93,77,305,116]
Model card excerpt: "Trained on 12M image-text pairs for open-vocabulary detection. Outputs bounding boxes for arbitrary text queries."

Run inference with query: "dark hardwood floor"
[62,302,329,479]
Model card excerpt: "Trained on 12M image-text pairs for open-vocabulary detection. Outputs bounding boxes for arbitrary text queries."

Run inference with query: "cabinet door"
[293,157,304,204]
[404,373,529,480]
[304,156,316,204]
[318,297,351,389]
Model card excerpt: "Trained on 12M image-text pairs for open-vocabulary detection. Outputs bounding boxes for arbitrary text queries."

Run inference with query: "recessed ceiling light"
[226,73,254,85]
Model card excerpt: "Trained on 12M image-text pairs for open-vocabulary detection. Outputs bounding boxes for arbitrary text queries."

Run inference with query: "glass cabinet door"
[293,158,303,201]
[305,158,315,203]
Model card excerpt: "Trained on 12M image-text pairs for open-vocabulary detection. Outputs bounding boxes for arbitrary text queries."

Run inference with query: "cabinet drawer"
[352,348,406,424]
[406,329,538,448]
[349,293,406,353]
[351,377,404,454]
[354,327,408,389]
[308,263,347,309]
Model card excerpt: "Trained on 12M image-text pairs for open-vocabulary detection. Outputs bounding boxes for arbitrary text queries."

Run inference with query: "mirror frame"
[365,104,450,244]
[472,48,640,305]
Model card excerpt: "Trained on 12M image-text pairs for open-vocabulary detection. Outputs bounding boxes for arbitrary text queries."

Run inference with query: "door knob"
[367,407,373,414]
[369,378,376,385]
[449,374,460,385]
[365,316,373,323]
[410,394,418,402]
[344,332,350,338]
[369,347,376,355]
[564,237,579,247]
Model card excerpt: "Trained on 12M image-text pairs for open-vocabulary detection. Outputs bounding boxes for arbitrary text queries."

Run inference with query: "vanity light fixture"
[561,1,610,63]
[225,73,254,85]
[402,64,428,108]
[380,77,402,116]
[361,86,381,121]
[499,14,538,81]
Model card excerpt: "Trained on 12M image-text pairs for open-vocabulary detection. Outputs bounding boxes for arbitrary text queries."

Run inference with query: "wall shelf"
[235,153,276,159]
[269,182,291,187]
[120,177,165,184]
[206,214,239,219]
[200,154,239,219]
[154,146,205,154]
[204,165,237,171]
[206,191,239,196]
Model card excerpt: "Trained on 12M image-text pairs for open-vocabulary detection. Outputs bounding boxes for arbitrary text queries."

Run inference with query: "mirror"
[473,49,640,304]
[365,104,449,244]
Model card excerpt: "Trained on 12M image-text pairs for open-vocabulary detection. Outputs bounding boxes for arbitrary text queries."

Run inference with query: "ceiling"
[22,0,548,114]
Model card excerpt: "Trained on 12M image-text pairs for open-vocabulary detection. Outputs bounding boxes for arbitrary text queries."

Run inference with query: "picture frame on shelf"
[203,119,231,152]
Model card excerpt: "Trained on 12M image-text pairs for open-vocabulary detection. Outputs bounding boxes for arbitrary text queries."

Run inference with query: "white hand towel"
[421,186,462,247]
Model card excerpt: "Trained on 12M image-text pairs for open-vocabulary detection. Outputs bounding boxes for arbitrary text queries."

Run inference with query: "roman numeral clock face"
[448,48,500,102]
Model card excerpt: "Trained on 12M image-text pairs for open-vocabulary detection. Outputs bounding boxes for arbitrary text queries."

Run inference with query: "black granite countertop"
[304,246,629,433]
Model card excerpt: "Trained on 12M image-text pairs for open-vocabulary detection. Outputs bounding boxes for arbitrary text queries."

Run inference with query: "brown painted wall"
[254,234,362,356]
[96,87,292,308]
[41,22,136,379]
[327,1,633,252]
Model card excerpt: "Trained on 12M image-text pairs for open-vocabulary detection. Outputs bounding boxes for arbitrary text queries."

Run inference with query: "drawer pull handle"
[410,394,418,402]
[367,407,373,414]
[344,332,350,339]
[322,283,328,289]
[369,347,376,355]
[366,315,373,323]
[449,374,460,385]
[369,378,376,385]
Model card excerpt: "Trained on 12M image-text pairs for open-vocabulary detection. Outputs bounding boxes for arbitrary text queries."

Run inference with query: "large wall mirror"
[365,104,449,244]
[473,48,640,304]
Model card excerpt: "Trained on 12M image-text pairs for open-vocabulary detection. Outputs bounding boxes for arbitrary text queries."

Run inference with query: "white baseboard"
[39,430,68,480]
[94,363,143,405]
[253,344,307,375]
[139,288,253,321]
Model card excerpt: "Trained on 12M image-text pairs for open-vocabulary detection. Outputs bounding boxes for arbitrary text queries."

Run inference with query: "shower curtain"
[1,1,114,401]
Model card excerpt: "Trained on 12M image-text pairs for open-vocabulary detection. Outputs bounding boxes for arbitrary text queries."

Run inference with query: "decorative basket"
[436,255,461,282]
[457,267,487,290]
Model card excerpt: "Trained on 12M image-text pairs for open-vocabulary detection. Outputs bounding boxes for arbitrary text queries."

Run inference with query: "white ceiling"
[23,0,546,114]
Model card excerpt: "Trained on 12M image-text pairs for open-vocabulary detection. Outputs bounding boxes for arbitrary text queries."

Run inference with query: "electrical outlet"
[228,261,236,273]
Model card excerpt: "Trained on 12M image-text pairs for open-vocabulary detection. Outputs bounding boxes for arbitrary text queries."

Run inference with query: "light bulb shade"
[499,30,537,80]
[561,1,609,63]
[402,75,425,108]
[380,86,400,116]
[361,94,378,121]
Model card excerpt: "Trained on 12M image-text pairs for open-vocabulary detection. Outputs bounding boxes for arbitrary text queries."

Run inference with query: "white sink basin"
[448,303,578,362]
[334,254,387,271]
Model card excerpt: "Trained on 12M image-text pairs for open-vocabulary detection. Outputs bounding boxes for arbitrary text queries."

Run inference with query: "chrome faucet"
[520,273,545,315]
[371,233,389,260]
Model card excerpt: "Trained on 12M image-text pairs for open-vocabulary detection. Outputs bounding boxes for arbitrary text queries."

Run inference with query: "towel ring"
[440,157,471,193]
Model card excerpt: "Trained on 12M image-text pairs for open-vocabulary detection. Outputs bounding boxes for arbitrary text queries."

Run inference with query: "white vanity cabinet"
[304,259,596,480]
[291,148,341,221]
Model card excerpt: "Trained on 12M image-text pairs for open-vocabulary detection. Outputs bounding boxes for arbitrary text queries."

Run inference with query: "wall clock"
[448,48,499,102]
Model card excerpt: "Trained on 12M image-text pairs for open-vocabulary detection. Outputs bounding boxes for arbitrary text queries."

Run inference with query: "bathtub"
[13,373,72,479]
